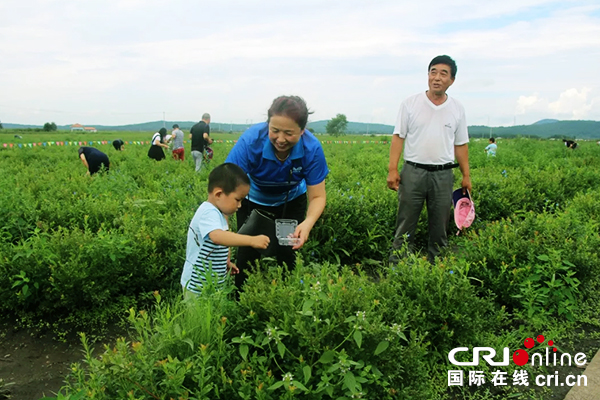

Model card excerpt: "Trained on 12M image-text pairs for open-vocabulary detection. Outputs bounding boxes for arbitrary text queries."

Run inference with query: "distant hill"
[306,120,393,134]
[3,119,600,138]
[469,120,600,139]
[533,119,559,125]
[2,120,396,134]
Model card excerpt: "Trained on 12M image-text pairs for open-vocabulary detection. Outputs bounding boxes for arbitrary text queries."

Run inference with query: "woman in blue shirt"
[225,95,329,290]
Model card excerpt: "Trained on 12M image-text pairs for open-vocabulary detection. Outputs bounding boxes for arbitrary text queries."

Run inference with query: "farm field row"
[1,133,600,399]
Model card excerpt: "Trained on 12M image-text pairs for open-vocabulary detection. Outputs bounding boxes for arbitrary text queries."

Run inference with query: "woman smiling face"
[268,114,304,157]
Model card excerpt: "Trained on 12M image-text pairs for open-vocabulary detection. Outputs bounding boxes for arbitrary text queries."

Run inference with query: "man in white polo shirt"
[387,55,472,263]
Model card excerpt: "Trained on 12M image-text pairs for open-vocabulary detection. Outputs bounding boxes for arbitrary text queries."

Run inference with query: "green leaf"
[302,299,315,313]
[268,381,284,391]
[303,365,312,384]
[277,341,286,358]
[292,381,308,391]
[374,340,389,355]
[240,344,248,360]
[327,363,341,373]
[344,372,357,391]
[183,338,194,351]
[398,331,408,342]
[109,253,116,262]
[536,254,550,261]
[319,350,335,364]
[353,329,363,348]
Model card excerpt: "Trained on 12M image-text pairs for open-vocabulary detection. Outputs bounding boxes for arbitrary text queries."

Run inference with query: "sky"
[1,0,599,127]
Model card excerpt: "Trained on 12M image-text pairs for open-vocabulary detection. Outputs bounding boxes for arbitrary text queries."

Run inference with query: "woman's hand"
[292,221,312,250]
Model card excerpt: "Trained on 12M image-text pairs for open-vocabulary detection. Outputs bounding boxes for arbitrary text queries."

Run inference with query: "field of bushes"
[1,131,600,399]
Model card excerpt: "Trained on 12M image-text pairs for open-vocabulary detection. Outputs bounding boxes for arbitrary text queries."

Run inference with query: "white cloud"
[514,88,598,122]
[1,0,600,125]
[548,88,592,119]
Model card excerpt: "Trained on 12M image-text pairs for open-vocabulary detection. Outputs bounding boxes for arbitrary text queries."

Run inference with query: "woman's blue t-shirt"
[225,122,329,206]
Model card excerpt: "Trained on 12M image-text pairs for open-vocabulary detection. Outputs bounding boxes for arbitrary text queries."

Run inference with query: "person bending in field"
[112,139,125,151]
[485,137,497,156]
[78,146,110,176]
[180,163,270,297]
[148,128,170,161]
[563,139,578,149]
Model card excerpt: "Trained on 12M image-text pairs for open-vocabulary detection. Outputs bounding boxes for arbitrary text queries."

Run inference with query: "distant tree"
[43,122,57,132]
[326,114,348,137]
[0,121,3,129]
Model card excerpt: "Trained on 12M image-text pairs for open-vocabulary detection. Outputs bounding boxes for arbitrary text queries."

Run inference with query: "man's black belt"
[405,160,459,171]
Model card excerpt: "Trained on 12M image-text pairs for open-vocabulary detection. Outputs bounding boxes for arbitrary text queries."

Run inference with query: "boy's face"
[215,184,249,216]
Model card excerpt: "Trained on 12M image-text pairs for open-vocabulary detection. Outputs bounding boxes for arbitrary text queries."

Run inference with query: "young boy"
[485,137,497,157]
[180,163,270,295]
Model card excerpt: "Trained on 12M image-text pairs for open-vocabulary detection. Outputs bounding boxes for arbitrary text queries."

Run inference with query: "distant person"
[190,113,213,172]
[112,139,124,151]
[180,163,270,296]
[171,124,185,161]
[387,55,471,263]
[563,139,578,149]
[78,146,109,175]
[485,137,497,156]
[148,128,170,161]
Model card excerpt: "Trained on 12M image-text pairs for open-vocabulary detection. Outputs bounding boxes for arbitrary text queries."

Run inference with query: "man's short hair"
[208,163,250,194]
[172,124,179,129]
[202,113,211,120]
[489,137,495,143]
[429,55,457,79]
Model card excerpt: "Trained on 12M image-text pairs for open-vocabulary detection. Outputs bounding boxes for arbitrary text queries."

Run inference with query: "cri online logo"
[449,335,587,367]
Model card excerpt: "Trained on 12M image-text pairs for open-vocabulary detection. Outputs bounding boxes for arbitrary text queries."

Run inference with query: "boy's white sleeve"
[197,208,228,240]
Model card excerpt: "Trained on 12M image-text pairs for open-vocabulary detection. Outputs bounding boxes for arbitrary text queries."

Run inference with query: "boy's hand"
[251,235,270,249]
[227,262,239,275]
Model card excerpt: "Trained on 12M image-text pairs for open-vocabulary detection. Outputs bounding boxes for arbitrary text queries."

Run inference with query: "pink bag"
[452,189,475,235]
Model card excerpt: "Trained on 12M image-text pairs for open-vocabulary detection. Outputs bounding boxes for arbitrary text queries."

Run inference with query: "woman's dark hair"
[208,163,250,195]
[267,95,312,130]
[158,127,167,137]
[428,55,457,79]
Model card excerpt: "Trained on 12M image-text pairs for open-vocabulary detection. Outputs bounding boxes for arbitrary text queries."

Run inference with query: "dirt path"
[0,324,125,400]
[1,322,598,400]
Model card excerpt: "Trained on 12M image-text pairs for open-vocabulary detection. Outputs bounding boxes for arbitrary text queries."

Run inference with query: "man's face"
[428,63,454,96]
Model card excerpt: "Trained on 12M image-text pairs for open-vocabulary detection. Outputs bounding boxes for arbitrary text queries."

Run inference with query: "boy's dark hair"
[489,137,495,143]
[208,163,250,194]
[428,55,457,79]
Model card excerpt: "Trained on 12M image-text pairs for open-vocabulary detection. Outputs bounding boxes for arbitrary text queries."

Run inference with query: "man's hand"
[387,169,400,191]
[251,235,270,249]
[461,175,472,194]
